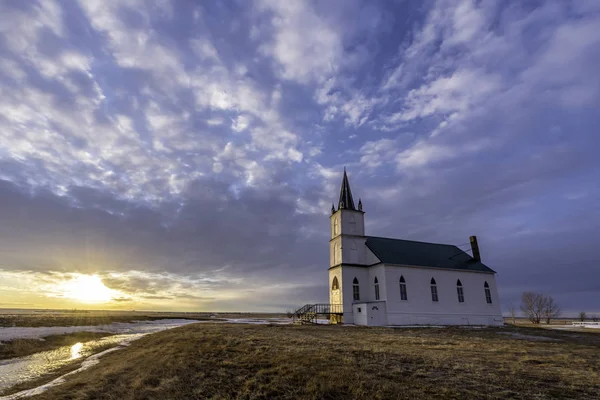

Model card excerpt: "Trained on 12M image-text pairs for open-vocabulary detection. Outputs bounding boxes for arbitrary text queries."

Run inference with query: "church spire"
[338,167,356,210]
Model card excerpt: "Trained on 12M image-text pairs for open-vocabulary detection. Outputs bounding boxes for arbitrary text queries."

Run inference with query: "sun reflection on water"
[70,342,83,359]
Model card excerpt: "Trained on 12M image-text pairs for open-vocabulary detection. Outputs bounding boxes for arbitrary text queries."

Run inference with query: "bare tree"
[542,295,560,324]
[579,311,587,322]
[520,292,544,324]
[508,303,517,324]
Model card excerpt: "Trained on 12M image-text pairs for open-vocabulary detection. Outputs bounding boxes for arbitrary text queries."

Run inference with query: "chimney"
[470,236,481,262]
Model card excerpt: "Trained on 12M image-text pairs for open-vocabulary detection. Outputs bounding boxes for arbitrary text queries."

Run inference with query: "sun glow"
[71,342,83,359]
[61,275,115,303]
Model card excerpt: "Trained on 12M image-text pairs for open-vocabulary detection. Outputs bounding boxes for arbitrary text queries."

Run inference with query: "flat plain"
[0,309,283,328]
[21,322,600,400]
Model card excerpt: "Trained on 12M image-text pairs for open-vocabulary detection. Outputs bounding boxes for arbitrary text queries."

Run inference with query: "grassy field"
[0,331,112,360]
[22,323,600,400]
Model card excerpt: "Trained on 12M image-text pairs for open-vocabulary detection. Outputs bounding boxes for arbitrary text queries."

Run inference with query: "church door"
[369,305,382,326]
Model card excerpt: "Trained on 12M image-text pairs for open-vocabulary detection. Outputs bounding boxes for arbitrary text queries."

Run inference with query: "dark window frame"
[457,279,464,303]
[332,276,339,290]
[399,276,407,301]
[484,281,492,304]
[430,278,438,302]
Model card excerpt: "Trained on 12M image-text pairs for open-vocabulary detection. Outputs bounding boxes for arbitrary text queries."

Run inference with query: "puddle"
[0,319,197,398]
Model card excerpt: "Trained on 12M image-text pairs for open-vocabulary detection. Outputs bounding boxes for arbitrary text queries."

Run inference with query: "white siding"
[352,303,368,326]
[339,266,369,324]
[352,302,387,326]
[365,247,380,265]
[383,264,503,325]
[368,264,386,302]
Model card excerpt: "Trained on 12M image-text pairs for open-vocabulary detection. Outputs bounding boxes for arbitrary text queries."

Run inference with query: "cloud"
[231,114,252,132]
[0,0,599,313]
[385,69,503,124]
[256,1,343,84]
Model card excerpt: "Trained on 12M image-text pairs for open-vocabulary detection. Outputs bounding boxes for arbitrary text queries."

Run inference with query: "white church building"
[328,169,504,326]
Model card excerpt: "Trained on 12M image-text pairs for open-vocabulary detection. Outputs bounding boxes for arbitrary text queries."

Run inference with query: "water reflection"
[70,343,83,360]
[0,319,198,396]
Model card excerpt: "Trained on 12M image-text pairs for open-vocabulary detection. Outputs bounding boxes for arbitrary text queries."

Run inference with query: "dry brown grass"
[24,323,600,400]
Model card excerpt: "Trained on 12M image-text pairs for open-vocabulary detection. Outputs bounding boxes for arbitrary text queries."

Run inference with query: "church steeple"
[338,167,356,210]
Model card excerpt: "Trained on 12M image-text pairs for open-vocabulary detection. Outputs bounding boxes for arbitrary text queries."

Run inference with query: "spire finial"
[338,168,356,210]
[331,203,335,214]
[358,198,363,211]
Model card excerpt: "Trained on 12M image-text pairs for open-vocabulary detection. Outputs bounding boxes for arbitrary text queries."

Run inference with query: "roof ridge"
[364,235,495,273]
[366,235,459,248]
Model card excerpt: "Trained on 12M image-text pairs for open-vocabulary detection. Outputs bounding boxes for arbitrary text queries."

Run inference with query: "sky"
[0,0,599,314]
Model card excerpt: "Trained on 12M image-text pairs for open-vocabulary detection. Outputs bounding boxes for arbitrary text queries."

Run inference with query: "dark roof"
[365,236,496,273]
[338,168,356,210]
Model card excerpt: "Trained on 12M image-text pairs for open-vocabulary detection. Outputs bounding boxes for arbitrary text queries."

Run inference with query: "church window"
[332,277,339,290]
[333,217,340,236]
[484,281,492,304]
[430,278,438,302]
[399,276,407,301]
[374,277,380,300]
[353,277,360,301]
[456,279,464,303]
[333,242,341,264]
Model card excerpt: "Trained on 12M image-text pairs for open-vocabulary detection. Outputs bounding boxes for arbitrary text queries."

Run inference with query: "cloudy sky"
[0,0,599,314]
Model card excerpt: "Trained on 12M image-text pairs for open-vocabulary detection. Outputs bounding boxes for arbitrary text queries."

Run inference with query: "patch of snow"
[0,319,195,342]
[387,325,445,328]
[221,318,292,325]
[497,332,560,341]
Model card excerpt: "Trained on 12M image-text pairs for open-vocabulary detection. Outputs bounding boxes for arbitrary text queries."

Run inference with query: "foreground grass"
[27,323,600,400]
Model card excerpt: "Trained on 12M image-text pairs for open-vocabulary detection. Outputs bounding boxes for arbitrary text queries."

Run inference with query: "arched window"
[430,278,438,302]
[333,242,341,264]
[353,277,360,301]
[333,217,340,236]
[332,276,339,290]
[484,281,492,304]
[399,276,407,301]
[374,277,380,300]
[456,279,464,303]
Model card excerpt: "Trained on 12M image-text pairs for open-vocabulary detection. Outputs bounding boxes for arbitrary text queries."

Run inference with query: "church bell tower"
[329,169,367,323]
[329,168,366,268]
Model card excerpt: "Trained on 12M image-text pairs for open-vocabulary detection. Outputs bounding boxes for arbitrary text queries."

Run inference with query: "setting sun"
[61,275,115,303]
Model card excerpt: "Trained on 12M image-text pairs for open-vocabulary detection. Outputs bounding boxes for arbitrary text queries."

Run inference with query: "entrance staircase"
[292,303,343,324]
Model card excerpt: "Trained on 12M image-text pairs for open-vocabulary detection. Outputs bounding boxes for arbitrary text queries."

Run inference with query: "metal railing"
[293,303,343,324]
